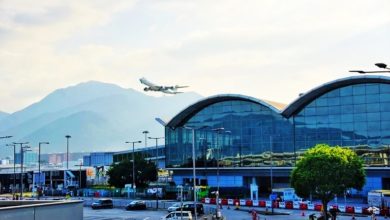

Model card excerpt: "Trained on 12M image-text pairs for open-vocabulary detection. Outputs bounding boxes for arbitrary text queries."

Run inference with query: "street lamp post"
[177,185,184,219]
[270,136,273,191]
[38,142,49,200]
[182,125,210,220]
[74,163,85,197]
[20,145,31,199]
[270,136,274,214]
[349,62,390,74]
[125,140,142,199]
[5,143,16,198]
[0,136,12,195]
[148,137,164,167]
[212,127,225,219]
[191,128,197,220]
[148,136,164,210]
[142,130,149,158]
[65,135,71,170]
[13,142,28,199]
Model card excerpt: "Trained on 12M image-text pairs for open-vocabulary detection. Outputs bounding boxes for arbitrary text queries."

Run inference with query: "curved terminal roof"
[166,94,281,128]
[282,75,390,117]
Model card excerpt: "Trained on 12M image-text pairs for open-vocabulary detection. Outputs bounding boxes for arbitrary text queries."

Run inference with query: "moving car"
[161,211,193,220]
[125,200,147,210]
[91,198,113,209]
[169,202,204,215]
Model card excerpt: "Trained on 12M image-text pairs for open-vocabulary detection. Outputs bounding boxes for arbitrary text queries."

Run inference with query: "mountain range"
[0,111,9,121]
[0,81,202,155]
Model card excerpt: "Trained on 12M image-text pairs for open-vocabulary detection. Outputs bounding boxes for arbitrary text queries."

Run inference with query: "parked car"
[91,198,113,209]
[161,211,193,220]
[170,202,204,215]
[125,200,147,210]
[167,203,181,212]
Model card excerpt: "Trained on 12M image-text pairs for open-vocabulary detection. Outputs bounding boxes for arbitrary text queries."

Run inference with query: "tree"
[107,153,158,189]
[290,144,365,219]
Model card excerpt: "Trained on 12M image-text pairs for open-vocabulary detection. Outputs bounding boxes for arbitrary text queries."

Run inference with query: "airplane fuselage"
[139,77,186,94]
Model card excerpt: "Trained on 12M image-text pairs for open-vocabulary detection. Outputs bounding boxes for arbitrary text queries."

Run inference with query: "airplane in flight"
[139,77,189,94]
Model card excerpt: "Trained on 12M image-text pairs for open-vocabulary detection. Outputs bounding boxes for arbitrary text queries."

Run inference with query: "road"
[83,206,385,220]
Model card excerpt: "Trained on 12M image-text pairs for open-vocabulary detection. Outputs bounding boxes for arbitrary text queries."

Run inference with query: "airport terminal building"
[164,75,390,196]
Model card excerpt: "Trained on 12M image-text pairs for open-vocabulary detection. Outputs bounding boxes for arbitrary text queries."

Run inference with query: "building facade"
[165,75,390,196]
[83,152,113,167]
[113,145,166,169]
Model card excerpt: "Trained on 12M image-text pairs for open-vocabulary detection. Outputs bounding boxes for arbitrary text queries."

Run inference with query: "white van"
[161,211,193,220]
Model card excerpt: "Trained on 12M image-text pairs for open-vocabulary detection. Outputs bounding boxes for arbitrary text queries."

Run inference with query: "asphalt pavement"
[83,204,384,220]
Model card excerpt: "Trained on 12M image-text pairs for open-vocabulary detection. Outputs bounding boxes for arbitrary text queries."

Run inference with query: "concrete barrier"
[0,200,83,220]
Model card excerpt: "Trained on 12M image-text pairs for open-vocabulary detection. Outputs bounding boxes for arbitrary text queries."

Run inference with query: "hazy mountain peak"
[0,81,203,154]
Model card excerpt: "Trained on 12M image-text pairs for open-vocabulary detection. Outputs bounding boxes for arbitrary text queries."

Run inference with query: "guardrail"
[201,198,389,216]
[0,200,83,220]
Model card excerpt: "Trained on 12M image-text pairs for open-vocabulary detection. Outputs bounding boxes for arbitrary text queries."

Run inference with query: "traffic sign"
[269,193,278,200]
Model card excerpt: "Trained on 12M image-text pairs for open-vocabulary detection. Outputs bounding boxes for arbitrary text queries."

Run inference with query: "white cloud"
[0,0,389,112]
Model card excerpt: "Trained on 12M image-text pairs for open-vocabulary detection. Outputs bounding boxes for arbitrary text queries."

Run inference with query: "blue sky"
[0,0,389,113]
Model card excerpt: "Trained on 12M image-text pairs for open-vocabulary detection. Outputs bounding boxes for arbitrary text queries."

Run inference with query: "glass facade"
[295,83,390,166]
[165,81,390,168]
[166,100,293,168]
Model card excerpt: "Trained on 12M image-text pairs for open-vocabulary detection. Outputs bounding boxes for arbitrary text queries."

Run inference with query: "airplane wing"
[175,85,189,89]
[139,77,158,87]
[162,90,183,94]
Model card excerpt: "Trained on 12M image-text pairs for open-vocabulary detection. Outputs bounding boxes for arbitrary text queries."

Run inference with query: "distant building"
[44,152,89,166]
[15,151,38,166]
[48,154,63,165]
[0,157,11,165]
[83,152,113,166]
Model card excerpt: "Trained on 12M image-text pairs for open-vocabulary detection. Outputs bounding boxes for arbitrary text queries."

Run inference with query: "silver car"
[167,203,181,212]
[161,211,192,220]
